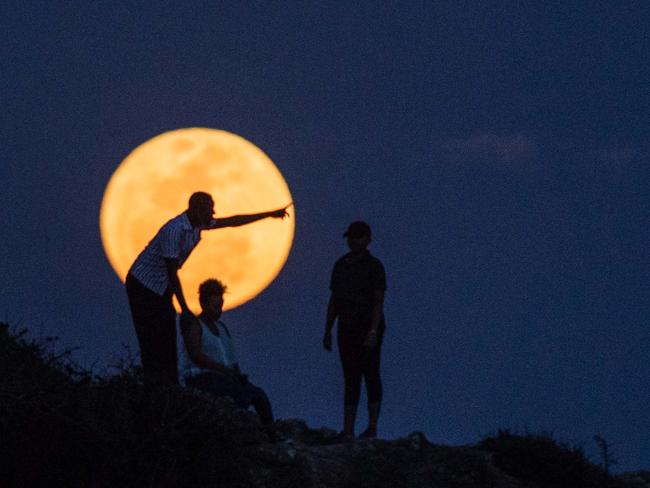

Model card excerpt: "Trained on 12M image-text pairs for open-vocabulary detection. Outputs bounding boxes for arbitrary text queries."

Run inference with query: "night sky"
[2,2,648,472]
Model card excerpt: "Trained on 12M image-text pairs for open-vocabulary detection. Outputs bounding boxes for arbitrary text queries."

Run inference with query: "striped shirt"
[129,212,202,295]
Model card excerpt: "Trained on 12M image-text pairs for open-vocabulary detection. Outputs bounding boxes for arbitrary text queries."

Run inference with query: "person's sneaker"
[334,431,355,443]
[358,428,377,439]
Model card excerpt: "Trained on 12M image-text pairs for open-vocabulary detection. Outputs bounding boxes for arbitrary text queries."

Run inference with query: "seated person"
[180,278,273,428]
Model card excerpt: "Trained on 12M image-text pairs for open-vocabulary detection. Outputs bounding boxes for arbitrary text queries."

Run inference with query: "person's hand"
[180,309,197,325]
[363,330,379,350]
[271,203,292,219]
[323,331,332,351]
[271,208,288,219]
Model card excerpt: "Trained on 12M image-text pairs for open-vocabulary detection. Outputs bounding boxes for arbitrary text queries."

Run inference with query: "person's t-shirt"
[330,250,386,334]
[182,319,238,378]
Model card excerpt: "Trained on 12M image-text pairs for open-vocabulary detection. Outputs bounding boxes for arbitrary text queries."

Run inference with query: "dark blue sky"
[2,2,648,472]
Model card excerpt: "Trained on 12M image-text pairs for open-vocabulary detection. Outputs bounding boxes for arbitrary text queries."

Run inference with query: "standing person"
[180,279,274,429]
[125,191,288,385]
[323,221,386,440]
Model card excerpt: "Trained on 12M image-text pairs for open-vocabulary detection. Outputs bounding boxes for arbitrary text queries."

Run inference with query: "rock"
[240,424,522,488]
[407,431,427,450]
[620,471,650,488]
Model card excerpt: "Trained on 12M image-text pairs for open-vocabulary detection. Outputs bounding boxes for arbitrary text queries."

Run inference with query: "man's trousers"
[126,273,177,385]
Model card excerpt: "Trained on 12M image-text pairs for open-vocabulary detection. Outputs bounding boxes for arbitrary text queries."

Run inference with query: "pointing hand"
[272,203,293,219]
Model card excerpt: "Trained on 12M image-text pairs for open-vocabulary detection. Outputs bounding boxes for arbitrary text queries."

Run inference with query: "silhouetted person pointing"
[126,191,288,385]
[324,221,386,439]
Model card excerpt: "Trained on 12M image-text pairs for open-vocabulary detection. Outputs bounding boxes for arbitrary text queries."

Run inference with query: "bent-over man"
[126,191,288,385]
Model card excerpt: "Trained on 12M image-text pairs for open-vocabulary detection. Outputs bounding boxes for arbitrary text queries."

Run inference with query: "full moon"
[100,128,294,313]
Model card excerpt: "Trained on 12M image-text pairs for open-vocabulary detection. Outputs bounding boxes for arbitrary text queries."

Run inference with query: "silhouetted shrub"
[478,430,628,488]
[0,323,267,487]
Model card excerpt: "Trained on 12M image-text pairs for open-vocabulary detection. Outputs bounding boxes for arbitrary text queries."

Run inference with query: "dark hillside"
[1,323,648,488]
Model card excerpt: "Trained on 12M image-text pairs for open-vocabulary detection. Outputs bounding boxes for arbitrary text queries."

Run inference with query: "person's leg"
[127,274,166,385]
[240,382,274,425]
[188,374,274,428]
[186,372,240,399]
[359,343,383,438]
[128,275,178,386]
[338,332,362,437]
[156,292,178,386]
[229,380,277,441]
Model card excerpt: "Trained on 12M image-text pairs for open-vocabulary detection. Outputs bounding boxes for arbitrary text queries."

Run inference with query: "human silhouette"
[180,279,274,429]
[323,221,386,440]
[125,191,288,385]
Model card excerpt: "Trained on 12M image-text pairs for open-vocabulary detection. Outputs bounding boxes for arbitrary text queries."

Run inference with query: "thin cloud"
[588,143,640,168]
[438,133,536,166]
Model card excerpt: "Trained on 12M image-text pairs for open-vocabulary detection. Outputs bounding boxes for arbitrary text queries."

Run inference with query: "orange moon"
[99,128,294,313]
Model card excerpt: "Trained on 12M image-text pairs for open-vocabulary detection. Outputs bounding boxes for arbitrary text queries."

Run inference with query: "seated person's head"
[199,278,227,320]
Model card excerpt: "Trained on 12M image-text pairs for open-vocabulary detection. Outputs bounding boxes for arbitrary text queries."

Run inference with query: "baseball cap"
[343,221,371,238]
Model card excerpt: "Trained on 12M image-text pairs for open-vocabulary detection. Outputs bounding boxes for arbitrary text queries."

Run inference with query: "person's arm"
[323,292,338,351]
[165,258,192,316]
[363,290,385,349]
[180,319,239,378]
[205,205,289,229]
[369,290,384,334]
[363,260,387,349]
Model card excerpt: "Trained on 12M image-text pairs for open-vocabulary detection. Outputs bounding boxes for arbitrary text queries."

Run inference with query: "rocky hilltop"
[251,419,650,488]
